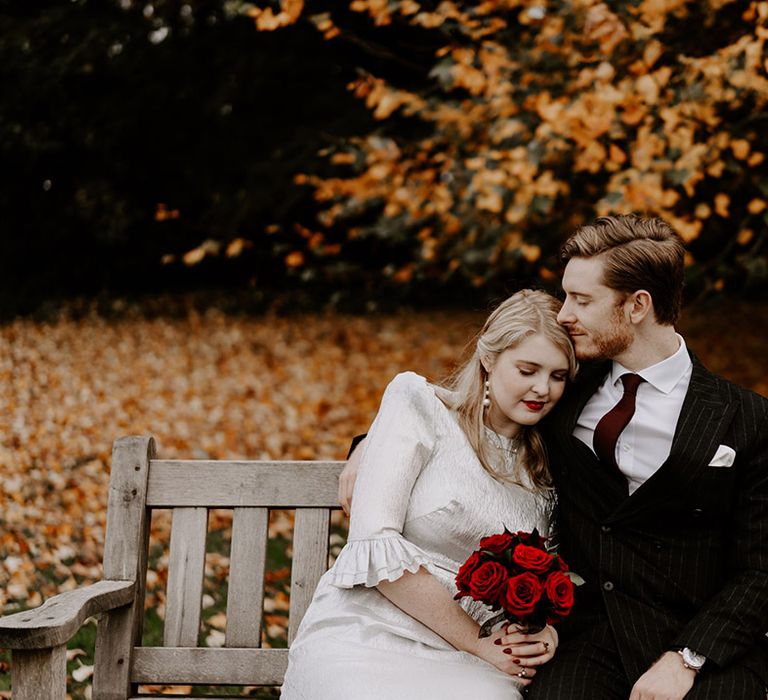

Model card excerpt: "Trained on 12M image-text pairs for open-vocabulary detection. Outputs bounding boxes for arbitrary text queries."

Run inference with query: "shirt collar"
[610,334,692,395]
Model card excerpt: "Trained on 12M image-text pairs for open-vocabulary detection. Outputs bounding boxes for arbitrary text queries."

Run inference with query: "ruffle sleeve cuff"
[328,535,436,589]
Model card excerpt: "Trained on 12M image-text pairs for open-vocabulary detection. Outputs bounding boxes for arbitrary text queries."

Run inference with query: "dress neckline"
[483,426,520,452]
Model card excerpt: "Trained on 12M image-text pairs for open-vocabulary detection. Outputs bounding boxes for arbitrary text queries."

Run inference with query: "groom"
[340,215,768,699]
[520,215,768,699]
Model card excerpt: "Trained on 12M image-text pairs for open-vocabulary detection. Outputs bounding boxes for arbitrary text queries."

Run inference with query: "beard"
[574,306,633,361]
[591,324,633,360]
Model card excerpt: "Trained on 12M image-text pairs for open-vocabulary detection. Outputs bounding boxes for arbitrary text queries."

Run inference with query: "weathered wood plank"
[0,580,134,649]
[164,507,209,647]
[289,508,330,644]
[11,644,67,700]
[131,647,289,685]
[146,460,344,507]
[93,435,155,700]
[225,507,268,647]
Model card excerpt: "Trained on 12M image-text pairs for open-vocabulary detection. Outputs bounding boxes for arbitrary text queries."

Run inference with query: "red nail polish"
[503,648,512,655]
[494,639,502,645]
[513,658,521,664]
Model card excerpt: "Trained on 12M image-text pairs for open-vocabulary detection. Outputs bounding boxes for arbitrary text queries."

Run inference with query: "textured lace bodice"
[329,372,553,617]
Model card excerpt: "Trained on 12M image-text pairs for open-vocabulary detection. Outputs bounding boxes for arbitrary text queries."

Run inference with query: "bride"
[281,290,577,699]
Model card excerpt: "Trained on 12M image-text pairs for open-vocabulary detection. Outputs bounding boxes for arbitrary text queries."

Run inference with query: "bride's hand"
[497,623,558,670]
[471,629,536,686]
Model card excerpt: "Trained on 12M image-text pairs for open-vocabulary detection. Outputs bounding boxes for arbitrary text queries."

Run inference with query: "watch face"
[682,648,706,668]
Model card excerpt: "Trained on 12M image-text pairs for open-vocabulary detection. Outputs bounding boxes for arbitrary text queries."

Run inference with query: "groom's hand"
[338,439,365,515]
[629,651,697,700]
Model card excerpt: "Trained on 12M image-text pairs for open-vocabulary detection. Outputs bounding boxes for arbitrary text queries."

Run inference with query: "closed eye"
[567,293,590,306]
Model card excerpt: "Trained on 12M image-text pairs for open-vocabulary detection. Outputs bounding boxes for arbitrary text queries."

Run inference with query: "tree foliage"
[224,0,768,300]
[2,1,766,315]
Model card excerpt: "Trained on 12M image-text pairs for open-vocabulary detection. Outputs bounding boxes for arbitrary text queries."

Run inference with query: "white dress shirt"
[573,334,693,494]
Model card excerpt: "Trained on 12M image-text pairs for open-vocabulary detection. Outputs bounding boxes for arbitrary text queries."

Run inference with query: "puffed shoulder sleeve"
[329,371,438,588]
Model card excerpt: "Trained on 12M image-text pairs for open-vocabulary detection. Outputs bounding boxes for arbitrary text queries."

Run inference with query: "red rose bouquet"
[455,528,583,636]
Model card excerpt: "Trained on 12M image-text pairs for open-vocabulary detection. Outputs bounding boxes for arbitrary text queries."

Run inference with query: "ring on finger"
[518,669,528,678]
[543,641,550,651]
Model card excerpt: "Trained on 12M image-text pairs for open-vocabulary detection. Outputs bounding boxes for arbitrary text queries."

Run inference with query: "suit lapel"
[553,360,610,435]
[609,355,737,523]
[550,361,628,504]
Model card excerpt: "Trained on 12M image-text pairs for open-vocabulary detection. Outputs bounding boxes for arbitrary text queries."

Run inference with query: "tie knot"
[620,373,644,395]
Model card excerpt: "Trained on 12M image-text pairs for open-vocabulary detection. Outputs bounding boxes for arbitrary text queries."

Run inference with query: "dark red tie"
[593,373,645,471]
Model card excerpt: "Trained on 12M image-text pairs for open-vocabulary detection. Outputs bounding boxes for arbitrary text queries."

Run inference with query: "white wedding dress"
[281,372,553,700]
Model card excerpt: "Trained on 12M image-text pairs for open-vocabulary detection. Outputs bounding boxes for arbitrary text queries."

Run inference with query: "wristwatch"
[677,647,707,673]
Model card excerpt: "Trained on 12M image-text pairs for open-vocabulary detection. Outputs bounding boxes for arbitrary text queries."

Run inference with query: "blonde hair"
[560,215,686,325]
[438,289,577,491]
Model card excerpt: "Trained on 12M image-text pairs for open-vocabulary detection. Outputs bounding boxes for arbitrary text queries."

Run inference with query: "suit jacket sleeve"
[347,433,367,459]
[672,409,768,667]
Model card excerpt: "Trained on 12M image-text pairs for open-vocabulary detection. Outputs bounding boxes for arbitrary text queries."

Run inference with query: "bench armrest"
[0,579,135,649]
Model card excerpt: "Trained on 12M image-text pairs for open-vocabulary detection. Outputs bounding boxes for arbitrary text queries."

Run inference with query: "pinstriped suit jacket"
[542,353,768,683]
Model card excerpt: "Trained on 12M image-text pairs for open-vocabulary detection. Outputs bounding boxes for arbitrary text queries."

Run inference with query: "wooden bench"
[0,435,344,699]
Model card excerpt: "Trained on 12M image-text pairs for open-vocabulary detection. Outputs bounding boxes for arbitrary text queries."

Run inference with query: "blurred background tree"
[1,0,766,317]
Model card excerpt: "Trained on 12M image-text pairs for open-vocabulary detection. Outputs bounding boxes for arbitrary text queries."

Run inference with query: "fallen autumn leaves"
[0,303,765,695]
[1,309,478,612]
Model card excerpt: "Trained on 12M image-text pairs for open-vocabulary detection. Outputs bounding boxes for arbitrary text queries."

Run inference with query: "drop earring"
[483,378,491,409]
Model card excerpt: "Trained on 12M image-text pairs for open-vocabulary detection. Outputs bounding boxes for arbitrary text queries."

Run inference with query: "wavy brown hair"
[560,214,686,325]
[437,289,577,492]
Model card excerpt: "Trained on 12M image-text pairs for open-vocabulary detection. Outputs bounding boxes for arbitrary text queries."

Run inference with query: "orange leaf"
[521,244,541,263]
[539,267,556,280]
[285,251,305,268]
[155,203,180,222]
[393,264,415,283]
[731,139,751,160]
[747,198,767,214]
[609,144,627,164]
[714,193,730,217]
[225,238,252,258]
[695,203,711,219]
[738,229,754,245]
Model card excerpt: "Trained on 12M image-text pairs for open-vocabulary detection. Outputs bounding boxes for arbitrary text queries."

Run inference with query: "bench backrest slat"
[131,647,289,685]
[164,507,209,647]
[94,436,155,698]
[96,437,345,695]
[289,508,332,644]
[225,507,269,647]
[146,460,342,507]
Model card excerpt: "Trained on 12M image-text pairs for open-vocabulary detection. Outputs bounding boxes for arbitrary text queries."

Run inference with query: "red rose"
[455,551,482,597]
[512,543,554,574]
[467,561,508,604]
[479,532,514,555]
[544,570,574,622]
[556,555,569,572]
[502,572,543,618]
